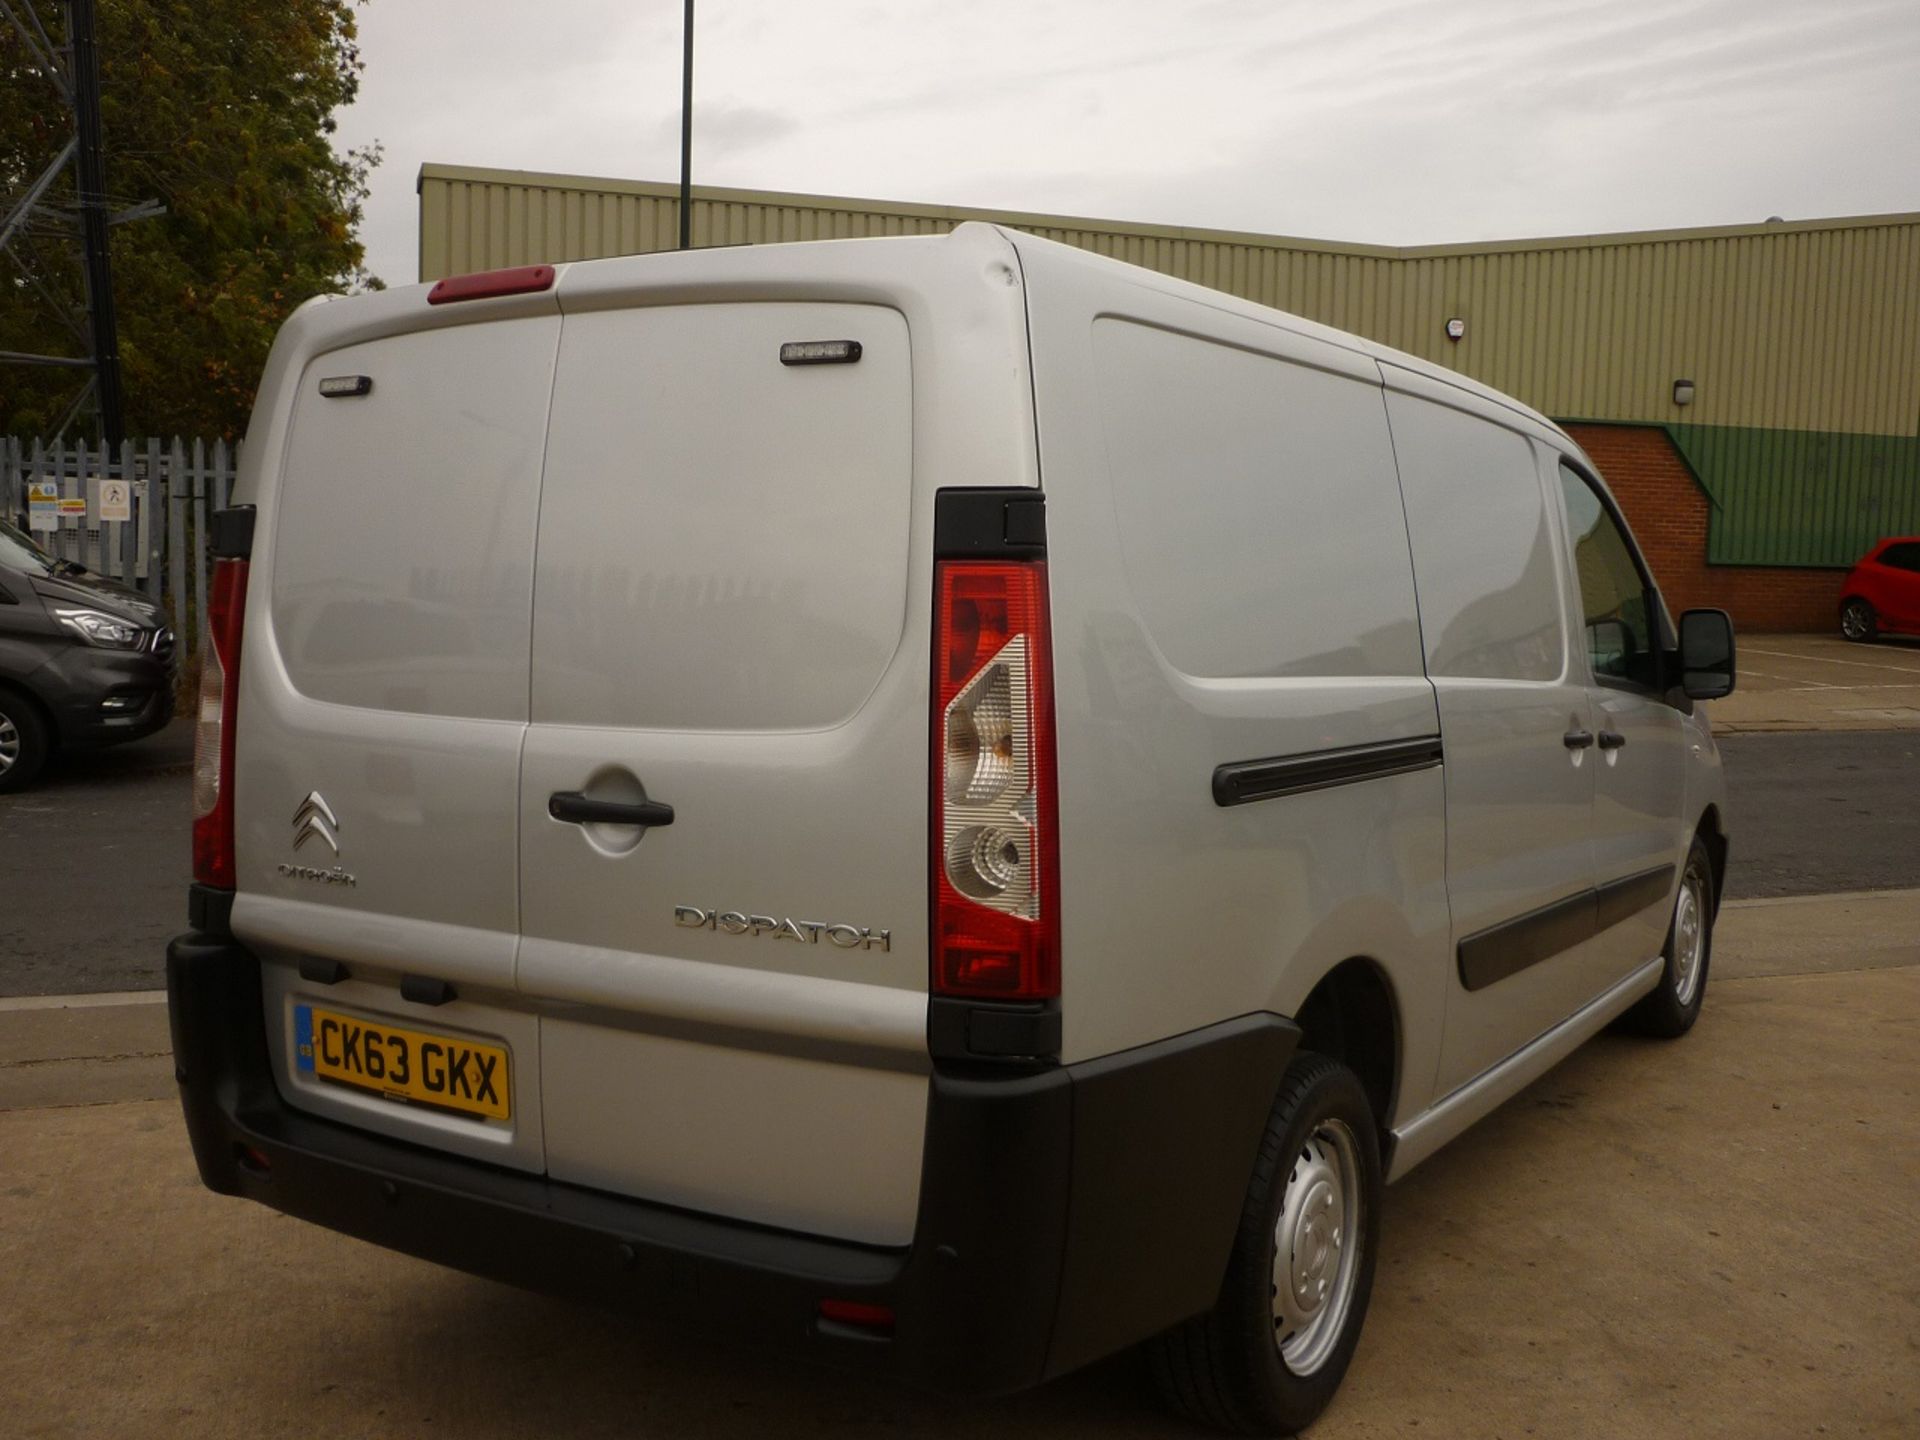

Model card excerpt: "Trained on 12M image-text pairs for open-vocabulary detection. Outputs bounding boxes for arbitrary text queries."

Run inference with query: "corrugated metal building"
[418,163,1920,630]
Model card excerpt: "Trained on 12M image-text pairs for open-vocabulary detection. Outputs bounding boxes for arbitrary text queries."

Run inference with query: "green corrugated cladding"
[1667,424,1920,566]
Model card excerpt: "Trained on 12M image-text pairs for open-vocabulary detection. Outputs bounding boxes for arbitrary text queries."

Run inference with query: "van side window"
[1557,465,1659,690]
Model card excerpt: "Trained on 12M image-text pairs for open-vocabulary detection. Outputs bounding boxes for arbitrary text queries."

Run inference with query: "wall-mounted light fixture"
[1672,379,1696,406]
[1444,317,1466,342]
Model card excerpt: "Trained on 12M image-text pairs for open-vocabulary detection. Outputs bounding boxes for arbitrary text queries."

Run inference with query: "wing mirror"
[1677,609,1736,699]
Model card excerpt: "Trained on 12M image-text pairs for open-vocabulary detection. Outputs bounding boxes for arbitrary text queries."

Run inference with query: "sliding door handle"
[548,792,675,828]
[1563,728,1595,750]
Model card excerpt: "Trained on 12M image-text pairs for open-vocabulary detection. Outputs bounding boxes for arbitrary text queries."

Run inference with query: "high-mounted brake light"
[192,555,249,889]
[932,561,1060,1000]
[426,264,555,305]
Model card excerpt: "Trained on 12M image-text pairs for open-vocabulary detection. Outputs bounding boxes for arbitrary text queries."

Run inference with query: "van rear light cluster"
[932,561,1060,1000]
[192,556,249,889]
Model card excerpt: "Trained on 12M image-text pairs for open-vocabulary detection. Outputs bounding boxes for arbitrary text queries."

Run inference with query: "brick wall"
[1563,423,1844,634]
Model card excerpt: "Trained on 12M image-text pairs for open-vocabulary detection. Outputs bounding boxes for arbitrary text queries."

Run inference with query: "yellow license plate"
[294,1004,510,1121]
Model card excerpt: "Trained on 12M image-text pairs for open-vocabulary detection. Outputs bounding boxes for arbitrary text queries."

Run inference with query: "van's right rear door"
[516,298,933,1247]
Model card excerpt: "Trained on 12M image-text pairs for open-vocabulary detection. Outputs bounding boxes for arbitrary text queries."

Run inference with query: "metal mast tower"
[1,0,158,443]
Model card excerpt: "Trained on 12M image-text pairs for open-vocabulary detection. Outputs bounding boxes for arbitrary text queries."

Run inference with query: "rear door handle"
[1597,729,1627,751]
[548,792,675,828]
[1563,728,1595,750]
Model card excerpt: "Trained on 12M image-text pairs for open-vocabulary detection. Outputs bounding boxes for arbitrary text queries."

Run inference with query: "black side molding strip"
[1212,735,1444,808]
[1595,863,1678,932]
[1459,863,1678,992]
[1458,888,1597,993]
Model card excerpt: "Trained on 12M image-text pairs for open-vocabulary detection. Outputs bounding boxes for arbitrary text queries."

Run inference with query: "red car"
[1839,536,1920,641]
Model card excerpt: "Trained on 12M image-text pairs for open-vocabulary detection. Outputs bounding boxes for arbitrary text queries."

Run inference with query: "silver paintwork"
[229,222,1729,1251]
[1272,1117,1364,1377]
[1387,957,1665,1180]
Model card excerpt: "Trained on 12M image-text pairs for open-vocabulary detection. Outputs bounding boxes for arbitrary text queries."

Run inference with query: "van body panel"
[527,301,913,733]
[538,1017,929,1246]
[1545,444,1695,983]
[269,318,559,721]
[1379,378,1617,1097]
[1010,234,1451,1107]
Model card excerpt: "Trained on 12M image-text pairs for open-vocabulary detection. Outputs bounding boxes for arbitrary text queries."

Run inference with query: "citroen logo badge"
[292,791,341,855]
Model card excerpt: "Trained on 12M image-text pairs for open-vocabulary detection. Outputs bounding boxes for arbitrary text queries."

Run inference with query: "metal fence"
[3,435,237,654]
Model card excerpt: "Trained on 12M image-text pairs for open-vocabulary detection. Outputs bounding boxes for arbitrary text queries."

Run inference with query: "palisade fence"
[3,435,238,659]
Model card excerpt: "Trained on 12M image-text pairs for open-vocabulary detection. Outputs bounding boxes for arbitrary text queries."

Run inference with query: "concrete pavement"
[3,890,1916,1439]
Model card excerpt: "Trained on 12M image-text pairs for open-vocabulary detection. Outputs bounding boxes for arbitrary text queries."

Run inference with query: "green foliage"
[1,0,380,440]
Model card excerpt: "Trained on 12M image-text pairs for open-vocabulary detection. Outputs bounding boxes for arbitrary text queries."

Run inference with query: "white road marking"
[0,989,167,1013]
[1743,647,1920,678]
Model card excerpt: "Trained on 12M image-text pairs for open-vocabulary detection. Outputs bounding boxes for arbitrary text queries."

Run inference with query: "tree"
[1,0,380,441]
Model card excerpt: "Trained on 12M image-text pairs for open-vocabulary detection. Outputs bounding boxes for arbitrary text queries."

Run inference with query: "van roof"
[976,222,1570,443]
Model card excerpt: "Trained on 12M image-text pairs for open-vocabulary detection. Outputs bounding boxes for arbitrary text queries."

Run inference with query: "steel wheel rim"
[1842,603,1868,639]
[1271,1117,1363,1376]
[0,710,17,776]
[1672,865,1706,1007]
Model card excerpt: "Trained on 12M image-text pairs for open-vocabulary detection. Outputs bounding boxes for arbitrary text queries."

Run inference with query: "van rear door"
[236,301,559,1175]
[517,298,931,1246]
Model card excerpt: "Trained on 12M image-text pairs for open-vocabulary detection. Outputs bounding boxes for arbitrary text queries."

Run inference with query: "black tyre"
[1840,597,1878,642]
[1620,835,1715,1039]
[0,688,51,794]
[1150,1051,1382,1435]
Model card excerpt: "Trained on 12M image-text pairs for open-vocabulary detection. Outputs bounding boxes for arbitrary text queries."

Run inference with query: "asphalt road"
[1,723,1915,997]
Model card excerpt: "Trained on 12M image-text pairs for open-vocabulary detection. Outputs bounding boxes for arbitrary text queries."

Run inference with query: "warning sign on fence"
[98,479,132,523]
[27,481,58,532]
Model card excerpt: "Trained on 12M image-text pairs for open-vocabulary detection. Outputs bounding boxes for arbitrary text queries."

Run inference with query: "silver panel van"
[168,225,1734,1434]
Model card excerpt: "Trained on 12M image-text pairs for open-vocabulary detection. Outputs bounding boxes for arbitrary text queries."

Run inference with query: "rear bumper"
[168,931,1296,1396]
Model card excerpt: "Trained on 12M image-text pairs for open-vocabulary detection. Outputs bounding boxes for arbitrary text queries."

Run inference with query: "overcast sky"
[332,0,1920,286]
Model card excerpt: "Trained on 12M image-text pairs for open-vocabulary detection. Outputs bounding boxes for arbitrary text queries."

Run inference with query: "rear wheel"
[1840,597,1878,642]
[0,690,51,793]
[1150,1051,1382,1435]
[1621,835,1715,1039]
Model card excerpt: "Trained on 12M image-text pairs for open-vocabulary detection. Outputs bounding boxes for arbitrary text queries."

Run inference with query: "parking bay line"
[1743,647,1920,678]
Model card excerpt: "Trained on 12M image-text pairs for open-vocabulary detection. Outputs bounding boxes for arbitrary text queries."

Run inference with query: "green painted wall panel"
[1669,423,1920,567]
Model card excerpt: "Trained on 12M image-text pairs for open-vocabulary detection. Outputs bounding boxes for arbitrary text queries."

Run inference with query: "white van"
[168,223,1735,1434]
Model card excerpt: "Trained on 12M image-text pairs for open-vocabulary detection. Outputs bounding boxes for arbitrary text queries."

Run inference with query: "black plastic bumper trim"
[166,934,1295,1398]
[187,883,234,939]
[1213,735,1444,807]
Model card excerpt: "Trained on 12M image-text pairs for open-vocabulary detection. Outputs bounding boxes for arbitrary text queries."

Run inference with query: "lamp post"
[678,0,694,250]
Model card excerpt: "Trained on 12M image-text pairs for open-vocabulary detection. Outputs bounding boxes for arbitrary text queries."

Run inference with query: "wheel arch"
[0,676,56,739]
[1694,804,1728,917]
[1291,956,1401,1143]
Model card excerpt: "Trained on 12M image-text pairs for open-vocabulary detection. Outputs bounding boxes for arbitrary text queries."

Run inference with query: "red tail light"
[931,560,1060,1000]
[192,557,249,889]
